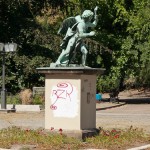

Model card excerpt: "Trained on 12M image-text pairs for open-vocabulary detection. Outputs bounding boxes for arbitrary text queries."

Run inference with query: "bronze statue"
[54,6,98,67]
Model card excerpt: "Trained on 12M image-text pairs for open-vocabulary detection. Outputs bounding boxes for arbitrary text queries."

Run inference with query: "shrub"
[97,75,120,93]
[6,94,21,104]
[19,89,33,104]
[32,95,44,105]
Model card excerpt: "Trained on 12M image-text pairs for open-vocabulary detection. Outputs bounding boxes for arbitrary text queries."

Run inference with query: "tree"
[0,0,63,92]
[0,0,150,93]
[121,0,150,87]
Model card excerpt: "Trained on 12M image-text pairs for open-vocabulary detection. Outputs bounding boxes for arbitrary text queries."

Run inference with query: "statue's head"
[81,10,94,21]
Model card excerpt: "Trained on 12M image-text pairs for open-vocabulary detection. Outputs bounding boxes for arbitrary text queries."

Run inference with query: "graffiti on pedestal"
[50,82,78,118]
[50,83,73,110]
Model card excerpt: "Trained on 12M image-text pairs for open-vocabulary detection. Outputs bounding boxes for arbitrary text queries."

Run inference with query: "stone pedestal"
[37,67,105,136]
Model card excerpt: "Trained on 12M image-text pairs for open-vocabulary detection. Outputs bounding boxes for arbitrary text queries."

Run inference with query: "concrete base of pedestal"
[46,128,99,140]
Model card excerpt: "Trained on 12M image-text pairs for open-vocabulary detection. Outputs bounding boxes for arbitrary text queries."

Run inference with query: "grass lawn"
[0,126,150,150]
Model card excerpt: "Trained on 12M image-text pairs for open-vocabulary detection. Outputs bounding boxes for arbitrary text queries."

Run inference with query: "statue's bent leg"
[81,45,88,66]
[56,37,76,65]
[55,49,65,65]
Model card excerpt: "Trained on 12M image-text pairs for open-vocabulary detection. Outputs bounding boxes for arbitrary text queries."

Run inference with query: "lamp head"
[4,43,17,52]
[0,43,4,51]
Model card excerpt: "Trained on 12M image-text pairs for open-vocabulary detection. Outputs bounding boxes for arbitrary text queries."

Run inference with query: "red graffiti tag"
[50,82,73,110]
[50,104,57,110]
[57,83,68,88]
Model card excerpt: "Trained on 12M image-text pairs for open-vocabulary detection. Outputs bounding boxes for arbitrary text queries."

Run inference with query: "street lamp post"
[0,43,17,110]
[1,43,6,109]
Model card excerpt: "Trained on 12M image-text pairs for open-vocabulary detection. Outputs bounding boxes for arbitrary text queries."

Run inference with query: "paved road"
[0,104,150,133]
[96,104,150,133]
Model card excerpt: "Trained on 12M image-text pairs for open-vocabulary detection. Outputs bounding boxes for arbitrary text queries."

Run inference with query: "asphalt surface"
[96,103,150,133]
[0,102,125,130]
[0,111,44,130]
[0,101,150,133]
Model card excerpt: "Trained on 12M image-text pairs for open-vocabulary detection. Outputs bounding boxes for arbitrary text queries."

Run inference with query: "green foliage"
[32,95,44,105]
[96,0,150,90]
[0,126,81,149]
[97,75,121,93]
[86,127,148,149]
[122,0,150,87]
[0,0,63,93]
[6,94,21,104]
[0,0,150,93]
[0,126,148,149]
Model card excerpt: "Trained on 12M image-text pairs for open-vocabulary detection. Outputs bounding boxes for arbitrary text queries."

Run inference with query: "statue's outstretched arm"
[78,23,95,38]
[93,6,99,26]
[89,6,99,28]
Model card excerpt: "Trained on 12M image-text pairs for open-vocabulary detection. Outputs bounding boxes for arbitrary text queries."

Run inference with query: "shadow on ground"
[102,98,150,104]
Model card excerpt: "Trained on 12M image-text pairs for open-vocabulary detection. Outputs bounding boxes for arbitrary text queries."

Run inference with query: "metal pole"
[1,48,6,109]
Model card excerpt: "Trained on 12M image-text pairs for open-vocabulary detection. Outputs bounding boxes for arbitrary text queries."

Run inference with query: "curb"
[0,104,42,112]
[96,102,126,111]
[127,144,150,150]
